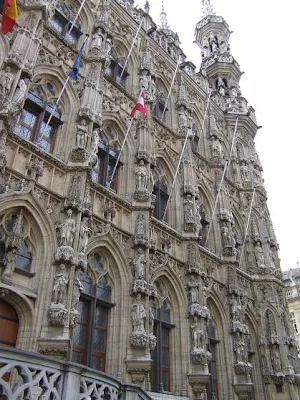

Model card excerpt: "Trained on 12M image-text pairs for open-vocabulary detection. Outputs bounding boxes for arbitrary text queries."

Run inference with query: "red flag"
[1,0,18,34]
[130,92,147,119]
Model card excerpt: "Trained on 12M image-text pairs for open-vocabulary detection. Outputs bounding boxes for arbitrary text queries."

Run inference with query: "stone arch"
[0,285,35,350]
[207,295,231,399]
[245,312,266,399]
[86,233,131,375]
[152,271,188,395]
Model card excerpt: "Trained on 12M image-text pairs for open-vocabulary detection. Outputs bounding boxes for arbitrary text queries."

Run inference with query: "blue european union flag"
[69,38,87,81]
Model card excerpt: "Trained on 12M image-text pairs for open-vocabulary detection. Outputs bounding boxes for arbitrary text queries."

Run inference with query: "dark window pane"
[161,326,169,346]
[50,15,64,34]
[72,350,81,364]
[93,329,106,352]
[96,281,111,302]
[95,306,107,328]
[80,272,92,295]
[162,347,170,367]
[91,355,102,370]
[73,321,86,347]
[161,370,170,392]
[16,241,32,272]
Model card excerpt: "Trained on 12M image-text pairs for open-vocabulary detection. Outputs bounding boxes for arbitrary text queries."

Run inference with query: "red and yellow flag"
[1,0,18,34]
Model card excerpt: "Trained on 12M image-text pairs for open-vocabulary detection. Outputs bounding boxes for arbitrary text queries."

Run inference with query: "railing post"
[61,363,81,400]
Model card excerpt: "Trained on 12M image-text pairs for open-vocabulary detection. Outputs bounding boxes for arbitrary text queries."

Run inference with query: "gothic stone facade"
[0,1,299,400]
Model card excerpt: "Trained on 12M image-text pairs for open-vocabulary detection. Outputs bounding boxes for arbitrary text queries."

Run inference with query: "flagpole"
[204,160,229,247]
[108,117,134,188]
[161,56,181,122]
[238,188,256,269]
[38,76,70,144]
[227,117,238,171]
[119,16,144,83]
[66,0,87,38]
[162,127,191,221]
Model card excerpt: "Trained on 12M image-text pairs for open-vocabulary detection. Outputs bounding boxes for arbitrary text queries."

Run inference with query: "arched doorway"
[0,300,19,348]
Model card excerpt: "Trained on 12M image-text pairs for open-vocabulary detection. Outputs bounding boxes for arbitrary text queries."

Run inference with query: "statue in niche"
[76,119,88,148]
[191,317,204,350]
[271,347,282,373]
[209,32,218,52]
[240,164,250,183]
[202,36,209,58]
[135,160,148,191]
[0,66,14,98]
[133,247,146,280]
[60,209,75,247]
[178,105,188,128]
[52,264,69,305]
[131,293,146,332]
[11,78,28,106]
[139,71,149,91]
[221,224,233,247]
[2,248,18,281]
[105,37,113,57]
[184,194,195,225]
[91,27,104,50]
[90,128,100,156]
[150,78,156,97]
[211,137,222,158]
[78,217,92,253]
[195,203,203,236]
[235,336,246,363]
[188,276,199,304]
[254,242,265,268]
[71,273,84,309]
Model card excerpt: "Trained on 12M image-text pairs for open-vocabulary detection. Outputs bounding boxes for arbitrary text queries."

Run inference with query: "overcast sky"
[134,0,300,271]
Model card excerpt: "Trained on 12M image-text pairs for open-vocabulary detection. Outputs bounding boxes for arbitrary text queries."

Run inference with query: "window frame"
[105,59,129,88]
[72,278,114,372]
[50,8,82,45]
[154,97,167,122]
[153,180,169,221]
[15,90,62,154]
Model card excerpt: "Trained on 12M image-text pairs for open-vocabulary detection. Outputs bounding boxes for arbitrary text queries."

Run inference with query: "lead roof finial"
[202,0,215,17]
[159,0,169,30]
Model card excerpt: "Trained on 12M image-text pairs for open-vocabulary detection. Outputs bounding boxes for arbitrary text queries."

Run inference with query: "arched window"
[207,319,219,400]
[72,268,113,372]
[50,2,83,45]
[105,53,128,87]
[153,179,169,221]
[154,94,167,121]
[151,300,173,392]
[91,126,121,191]
[0,300,19,348]
[14,83,62,153]
[1,211,34,276]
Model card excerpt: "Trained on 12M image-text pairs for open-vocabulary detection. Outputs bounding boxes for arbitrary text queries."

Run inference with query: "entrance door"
[0,300,19,348]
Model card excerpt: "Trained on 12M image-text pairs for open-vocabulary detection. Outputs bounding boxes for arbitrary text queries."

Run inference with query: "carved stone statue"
[52,264,69,305]
[0,66,13,97]
[60,209,75,247]
[254,242,265,268]
[191,317,203,350]
[91,27,104,50]
[178,106,188,128]
[209,32,218,52]
[135,160,148,191]
[139,72,149,91]
[105,37,113,56]
[90,128,100,156]
[211,137,222,158]
[76,119,88,148]
[240,164,250,183]
[2,248,18,281]
[271,347,282,373]
[11,78,28,109]
[202,36,209,58]
[184,194,195,227]
[188,276,199,304]
[131,293,146,332]
[133,248,146,280]
[221,224,233,247]
[235,337,246,363]
[135,213,146,236]
[78,217,92,253]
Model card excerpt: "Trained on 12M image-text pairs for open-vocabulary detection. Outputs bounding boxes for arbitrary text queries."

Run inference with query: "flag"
[68,37,87,81]
[1,0,18,35]
[130,92,147,118]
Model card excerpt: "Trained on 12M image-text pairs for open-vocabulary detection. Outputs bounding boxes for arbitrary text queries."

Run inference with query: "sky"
[134,0,300,271]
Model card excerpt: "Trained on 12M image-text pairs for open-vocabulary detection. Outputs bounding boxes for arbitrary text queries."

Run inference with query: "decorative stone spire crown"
[159,0,169,30]
[202,0,215,17]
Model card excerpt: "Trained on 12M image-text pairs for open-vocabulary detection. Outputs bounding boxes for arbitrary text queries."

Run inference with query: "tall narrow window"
[91,127,121,191]
[50,2,82,45]
[153,180,169,221]
[207,321,219,400]
[151,301,173,393]
[72,271,113,372]
[14,84,62,153]
[105,58,128,87]
[154,95,167,121]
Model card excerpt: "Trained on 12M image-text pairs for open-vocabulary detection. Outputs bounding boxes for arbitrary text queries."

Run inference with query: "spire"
[144,0,150,14]
[159,0,169,30]
[202,0,215,17]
